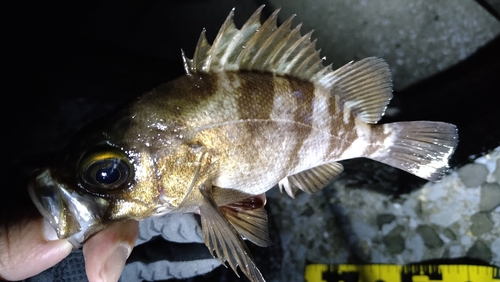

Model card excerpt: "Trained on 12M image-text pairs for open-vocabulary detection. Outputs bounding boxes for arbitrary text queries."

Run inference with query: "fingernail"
[100,243,131,282]
[43,219,59,241]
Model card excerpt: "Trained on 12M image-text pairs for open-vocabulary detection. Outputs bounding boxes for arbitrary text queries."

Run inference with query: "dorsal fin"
[182,5,324,79]
[330,57,393,123]
[182,5,393,124]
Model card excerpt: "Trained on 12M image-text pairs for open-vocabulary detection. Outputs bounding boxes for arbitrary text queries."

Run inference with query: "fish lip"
[28,168,108,247]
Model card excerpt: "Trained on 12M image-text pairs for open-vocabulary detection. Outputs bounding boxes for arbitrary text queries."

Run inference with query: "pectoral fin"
[198,184,265,282]
[278,162,344,198]
[220,194,271,247]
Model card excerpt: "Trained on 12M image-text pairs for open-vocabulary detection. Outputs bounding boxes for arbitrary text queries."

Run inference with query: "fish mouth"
[28,169,109,247]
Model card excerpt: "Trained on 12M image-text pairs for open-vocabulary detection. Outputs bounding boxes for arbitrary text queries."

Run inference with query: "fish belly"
[197,122,336,195]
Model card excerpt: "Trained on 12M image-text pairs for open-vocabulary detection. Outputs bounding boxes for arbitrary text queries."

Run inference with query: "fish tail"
[368,121,458,181]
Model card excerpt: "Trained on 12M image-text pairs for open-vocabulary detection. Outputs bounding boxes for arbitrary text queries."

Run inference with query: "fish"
[28,5,458,282]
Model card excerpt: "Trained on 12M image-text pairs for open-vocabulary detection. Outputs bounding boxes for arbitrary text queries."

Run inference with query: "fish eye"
[79,150,132,190]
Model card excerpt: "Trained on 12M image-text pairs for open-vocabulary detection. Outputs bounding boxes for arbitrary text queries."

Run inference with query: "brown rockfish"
[29,6,458,282]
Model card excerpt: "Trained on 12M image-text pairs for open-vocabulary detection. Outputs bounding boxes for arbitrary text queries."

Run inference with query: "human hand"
[0,215,138,282]
[83,220,138,282]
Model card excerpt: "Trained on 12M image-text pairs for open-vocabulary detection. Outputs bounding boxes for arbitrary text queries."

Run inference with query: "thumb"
[0,217,72,280]
[83,220,139,282]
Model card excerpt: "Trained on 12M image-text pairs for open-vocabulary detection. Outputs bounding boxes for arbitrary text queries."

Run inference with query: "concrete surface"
[268,0,500,89]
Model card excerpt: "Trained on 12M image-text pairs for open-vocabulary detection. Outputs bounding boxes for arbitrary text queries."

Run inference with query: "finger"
[83,220,139,282]
[0,217,72,280]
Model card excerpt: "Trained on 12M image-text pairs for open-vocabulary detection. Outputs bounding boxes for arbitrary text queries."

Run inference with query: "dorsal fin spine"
[280,30,313,73]
[282,25,307,58]
[214,10,237,68]
[258,15,297,68]
[286,35,315,75]
[270,23,304,71]
[290,42,319,75]
[209,10,238,71]
[181,49,193,74]
[218,7,262,68]
[220,8,241,65]
[192,29,210,72]
[235,8,279,68]
[304,54,324,77]
[247,9,281,68]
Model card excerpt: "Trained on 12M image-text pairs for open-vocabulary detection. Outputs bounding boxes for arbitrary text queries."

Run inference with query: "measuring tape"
[305,264,500,282]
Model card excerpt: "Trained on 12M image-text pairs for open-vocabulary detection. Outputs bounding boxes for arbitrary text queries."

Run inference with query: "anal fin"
[220,194,271,247]
[198,184,265,282]
[279,162,344,198]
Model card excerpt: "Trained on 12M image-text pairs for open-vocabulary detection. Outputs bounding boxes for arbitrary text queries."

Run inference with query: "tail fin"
[370,121,458,181]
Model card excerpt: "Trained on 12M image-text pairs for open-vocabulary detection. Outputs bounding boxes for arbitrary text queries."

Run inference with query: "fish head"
[28,109,197,247]
[27,148,135,247]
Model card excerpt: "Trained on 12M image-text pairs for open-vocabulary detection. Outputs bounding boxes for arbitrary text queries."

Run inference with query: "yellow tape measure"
[305,264,500,282]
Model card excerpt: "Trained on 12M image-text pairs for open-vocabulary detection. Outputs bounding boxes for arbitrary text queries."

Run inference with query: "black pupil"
[95,159,121,184]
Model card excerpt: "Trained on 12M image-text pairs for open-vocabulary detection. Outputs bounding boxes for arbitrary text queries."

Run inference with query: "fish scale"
[154,71,347,195]
[28,6,458,282]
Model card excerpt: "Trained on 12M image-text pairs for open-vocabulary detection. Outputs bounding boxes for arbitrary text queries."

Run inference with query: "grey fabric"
[120,213,221,281]
[136,213,204,244]
[121,259,221,282]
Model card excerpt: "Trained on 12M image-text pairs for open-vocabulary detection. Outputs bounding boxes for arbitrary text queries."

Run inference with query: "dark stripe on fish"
[327,101,358,160]
[365,124,391,156]
[277,75,316,174]
[285,75,315,126]
[236,71,275,121]
[188,73,218,100]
